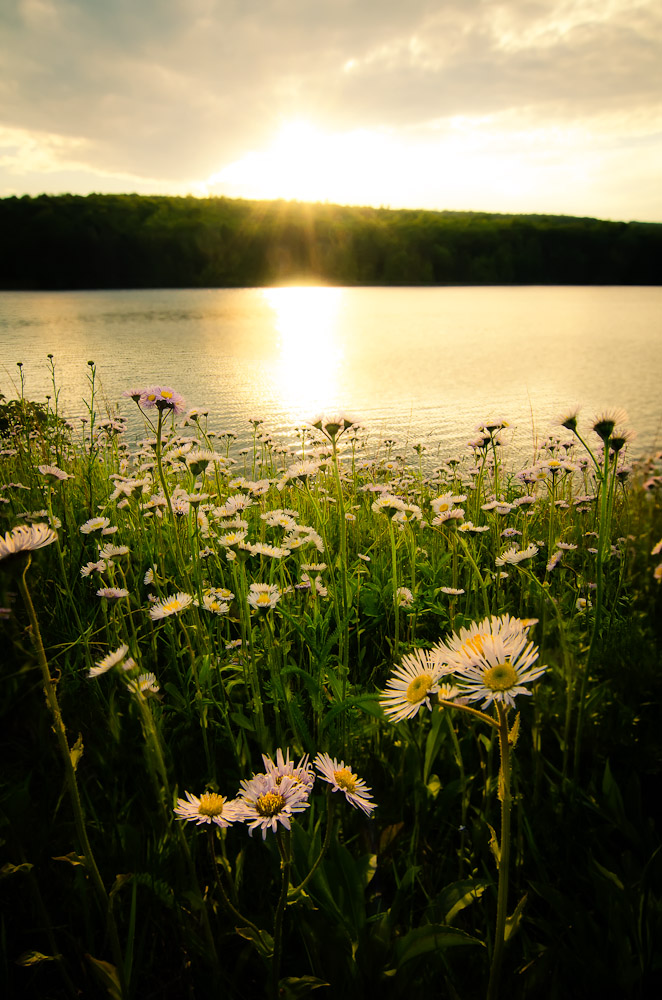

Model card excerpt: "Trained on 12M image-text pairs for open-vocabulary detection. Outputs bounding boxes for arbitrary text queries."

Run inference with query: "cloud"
[0,0,661,216]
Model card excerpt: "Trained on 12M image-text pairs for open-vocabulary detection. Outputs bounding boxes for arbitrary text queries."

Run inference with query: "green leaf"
[504,892,528,941]
[235,925,274,960]
[230,711,255,732]
[52,852,86,867]
[435,879,490,924]
[70,733,84,771]
[320,694,382,731]
[592,859,625,891]
[85,954,122,1000]
[16,950,57,966]
[279,976,330,998]
[391,924,484,971]
[0,861,34,880]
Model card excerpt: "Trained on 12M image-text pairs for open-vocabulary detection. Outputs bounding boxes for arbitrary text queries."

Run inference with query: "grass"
[1,371,662,1000]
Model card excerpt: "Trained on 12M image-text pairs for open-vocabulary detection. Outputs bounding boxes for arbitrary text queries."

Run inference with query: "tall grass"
[1,369,661,999]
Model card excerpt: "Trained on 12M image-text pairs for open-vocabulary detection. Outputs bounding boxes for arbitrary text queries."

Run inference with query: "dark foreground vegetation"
[1,193,661,289]
[1,370,662,1000]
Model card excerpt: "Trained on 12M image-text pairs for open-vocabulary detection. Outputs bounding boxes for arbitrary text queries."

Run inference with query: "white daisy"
[379,648,449,723]
[236,772,311,839]
[88,644,129,678]
[314,753,376,816]
[149,592,193,620]
[80,516,111,534]
[0,523,57,561]
[174,789,243,828]
[441,631,546,710]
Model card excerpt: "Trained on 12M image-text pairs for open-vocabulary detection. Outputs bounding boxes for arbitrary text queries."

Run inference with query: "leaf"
[504,893,528,941]
[487,823,501,868]
[70,732,84,771]
[52,852,86,867]
[85,955,122,1000]
[391,924,484,971]
[592,859,624,891]
[279,976,330,998]
[435,879,490,925]
[0,861,34,880]
[235,925,274,960]
[230,711,255,732]
[379,823,404,854]
[16,951,57,966]
[426,774,441,799]
[423,705,446,785]
[109,872,134,899]
[319,694,382,731]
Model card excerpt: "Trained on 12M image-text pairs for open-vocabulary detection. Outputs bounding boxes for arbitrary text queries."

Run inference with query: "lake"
[1,286,661,460]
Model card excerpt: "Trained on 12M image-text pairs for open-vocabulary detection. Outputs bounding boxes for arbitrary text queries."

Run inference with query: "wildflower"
[96,587,129,600]
[88,644,129,678]
[81,560,107,577]
[314,753,376,816]
[309,413,358,443]
[379,648,448,723]
[592,408,628,442]
[371,493,406,517]
[654,565,662,584]
[174,789,244,828]
[557,407,581,432]
[0,523,57,562]
[432,508,465,526]
[652,539,662,557]
[236,772,311,838]
[247,583,280,612]
[200,595,230,615]
[140,386,187,415]
[126,672,160,698]
[38,464,72,481]
[98,543,130,559]
[438,622,546,709]
[357,553,371,562]
[440,587,465,596]
[262,749,316,791]
[458,521,490,533]
[546,550,564,572]
[495,544,539,567]
[149,592,193,619]
[576,597,592,612]
[396,586,414,608]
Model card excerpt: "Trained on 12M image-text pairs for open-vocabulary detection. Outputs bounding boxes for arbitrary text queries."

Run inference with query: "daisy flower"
[174,790,244,828]
[379,648,449,723]
[79,517,112,534]
[38,465,72,481]
[126,672,160,698]
[314,753,376,816]
[0,523,57,562]
[96,587,129,600]
[440,631,546,710]
[396,586,414,608]
[88,644,129,678]
[495,544,539,566]
[149,592,193,619]
[236,772,311,839]
[140,386,187,415]
[432,614,533,668]
[261,748,316,791]
[592,408,628,442]
[247,583,281,612]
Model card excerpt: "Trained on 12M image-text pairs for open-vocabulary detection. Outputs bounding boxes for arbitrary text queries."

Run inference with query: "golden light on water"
[262,286,344,418]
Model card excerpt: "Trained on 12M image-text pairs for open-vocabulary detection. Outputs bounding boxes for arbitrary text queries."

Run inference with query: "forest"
[1,192,661,289]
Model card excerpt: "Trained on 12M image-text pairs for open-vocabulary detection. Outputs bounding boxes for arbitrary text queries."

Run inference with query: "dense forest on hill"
[1,193,661,289]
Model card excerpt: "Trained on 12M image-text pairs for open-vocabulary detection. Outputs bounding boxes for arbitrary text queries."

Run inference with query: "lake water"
[1,286,661,460]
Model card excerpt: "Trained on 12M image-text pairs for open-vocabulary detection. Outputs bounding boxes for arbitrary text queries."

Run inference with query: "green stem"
[486,702,513,1000]
[272,829,292,999]
[290,792,335,896]
[18,560,126,996]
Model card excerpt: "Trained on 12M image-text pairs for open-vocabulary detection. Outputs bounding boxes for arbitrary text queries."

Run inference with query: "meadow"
[1,361,661,1000]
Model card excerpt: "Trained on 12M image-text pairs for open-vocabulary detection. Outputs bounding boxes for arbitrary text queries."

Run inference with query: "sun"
[199,120,395,204]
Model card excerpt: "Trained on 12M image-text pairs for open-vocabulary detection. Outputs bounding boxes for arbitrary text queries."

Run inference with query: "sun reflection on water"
[262,286,344,420]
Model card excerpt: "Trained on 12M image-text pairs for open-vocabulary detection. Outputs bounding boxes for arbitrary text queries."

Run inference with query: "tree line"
[1,193,660,289]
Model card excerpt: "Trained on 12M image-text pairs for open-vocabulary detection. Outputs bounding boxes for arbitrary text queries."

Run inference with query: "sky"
[1,0,661,221]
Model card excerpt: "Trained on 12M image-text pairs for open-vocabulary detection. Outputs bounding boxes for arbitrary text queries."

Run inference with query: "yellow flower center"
[406,673,433,704]
[256,792,286,816]
[162,390,173,399]
[197,792,225,817]
[333,767,358,793]
[462,635,485,657]
[483,662,518,691]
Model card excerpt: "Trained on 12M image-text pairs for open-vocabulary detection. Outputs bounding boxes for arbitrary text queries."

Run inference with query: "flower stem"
[272,828,292,999]
[486,702,513,1000]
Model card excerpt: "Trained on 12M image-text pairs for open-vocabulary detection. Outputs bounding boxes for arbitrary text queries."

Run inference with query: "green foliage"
[1,193,661,289]
[1,372,662,999]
